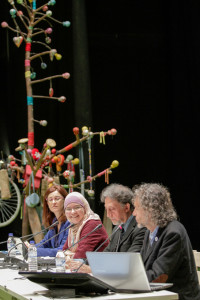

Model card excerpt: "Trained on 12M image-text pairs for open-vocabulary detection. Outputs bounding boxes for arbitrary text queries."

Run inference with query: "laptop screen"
[86,252,151,292]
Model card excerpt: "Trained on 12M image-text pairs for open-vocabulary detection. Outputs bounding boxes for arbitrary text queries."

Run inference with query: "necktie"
[115,224,124,252]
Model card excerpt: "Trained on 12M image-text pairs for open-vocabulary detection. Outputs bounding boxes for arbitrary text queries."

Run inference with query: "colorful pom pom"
[110,160,119,169]
[45,27,53,34]
[1,22,8,28]
[63,21,71,27]
[58,96,66,103]
[41,62,47,69]
[46,10,52,16]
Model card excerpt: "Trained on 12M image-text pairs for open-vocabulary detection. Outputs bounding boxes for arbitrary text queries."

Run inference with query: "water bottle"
[7,233,16,257]
[28,240,38,271]
[56,250,65,272]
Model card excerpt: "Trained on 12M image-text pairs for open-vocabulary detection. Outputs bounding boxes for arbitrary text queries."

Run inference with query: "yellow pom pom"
[72,158,79,165]
[82,126,88,135]
[55,53,62,60]
[111,160,119,169]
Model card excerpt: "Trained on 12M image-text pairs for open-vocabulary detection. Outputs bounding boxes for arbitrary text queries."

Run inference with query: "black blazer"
[141,220,200,300]
[104,216,146,252]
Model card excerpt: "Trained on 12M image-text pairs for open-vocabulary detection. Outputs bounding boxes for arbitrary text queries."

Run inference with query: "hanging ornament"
[49,87,54,97]
[41,62,47,69]
[13,36,23,47]
[30,72,36,79]
[88,190,95,197]
[45,37,51,44]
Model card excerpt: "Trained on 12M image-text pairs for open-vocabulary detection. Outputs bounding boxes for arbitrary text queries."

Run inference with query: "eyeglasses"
[65,206,83,212]
[47,197,63,203]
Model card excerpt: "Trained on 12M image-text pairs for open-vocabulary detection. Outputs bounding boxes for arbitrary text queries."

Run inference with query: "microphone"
[22,223,74,263]
[43,223,103,271]
[94,223,122,252]
[6,221,60,258]
[64,223,102,253]
[22,220,59,242]
[0,220,59,246]
[73,224,122,272]
[36,223,74,249]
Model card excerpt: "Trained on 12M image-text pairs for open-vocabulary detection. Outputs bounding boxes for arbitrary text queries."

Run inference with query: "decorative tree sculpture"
[1,0,119,241]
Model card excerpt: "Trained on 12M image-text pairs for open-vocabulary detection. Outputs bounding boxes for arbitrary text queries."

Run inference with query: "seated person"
[132,183,200,300]
[62,191,109,268]
[100,183,146,252]
[64,184,146,272]
[26,185,70,257]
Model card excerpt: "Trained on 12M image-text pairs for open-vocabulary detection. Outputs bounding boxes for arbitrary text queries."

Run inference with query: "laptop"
[86,252,173,293]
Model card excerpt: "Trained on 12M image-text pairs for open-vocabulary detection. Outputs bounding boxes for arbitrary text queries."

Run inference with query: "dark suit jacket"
[104,216,146,252]
[141,220,200,300]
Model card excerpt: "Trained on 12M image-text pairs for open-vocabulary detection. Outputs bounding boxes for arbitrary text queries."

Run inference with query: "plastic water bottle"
[7,233,16,257]
[56,250,65,272]
[28,240,38,271]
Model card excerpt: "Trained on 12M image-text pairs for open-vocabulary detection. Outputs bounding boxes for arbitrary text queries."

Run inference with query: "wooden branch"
[32,40,51,50]
[30,50,52,60]
[31,74,63,85]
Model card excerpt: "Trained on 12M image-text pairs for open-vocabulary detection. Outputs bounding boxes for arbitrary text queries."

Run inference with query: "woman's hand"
[24,241,30,248]
[65,258,92,273]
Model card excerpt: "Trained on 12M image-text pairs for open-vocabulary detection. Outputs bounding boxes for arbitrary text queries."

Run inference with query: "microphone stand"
[73,224,122,273]
[41,224,102,271]
[0,221,59,246]
[64,224,102,252]
[24,223,75,270]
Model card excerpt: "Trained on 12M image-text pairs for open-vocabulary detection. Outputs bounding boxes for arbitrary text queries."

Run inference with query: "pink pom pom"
[1,22,8,28]
[62,73,70,79]
[17,11,23,16]
[43,5,48,11]
[87,176,92,182]
[45,27,53,34]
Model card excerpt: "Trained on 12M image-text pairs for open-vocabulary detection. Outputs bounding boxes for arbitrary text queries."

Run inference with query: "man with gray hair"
[132,182,200,300]
[101,183,146,252]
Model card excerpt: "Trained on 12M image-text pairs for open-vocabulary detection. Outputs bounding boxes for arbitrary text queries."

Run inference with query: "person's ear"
[124,203,130,212]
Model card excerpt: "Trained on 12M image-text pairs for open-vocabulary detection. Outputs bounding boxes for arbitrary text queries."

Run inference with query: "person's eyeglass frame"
[47,197,64,203]
[65,206,84,213]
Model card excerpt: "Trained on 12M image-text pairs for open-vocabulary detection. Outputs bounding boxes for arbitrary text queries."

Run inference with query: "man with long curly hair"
[132,183,200,300]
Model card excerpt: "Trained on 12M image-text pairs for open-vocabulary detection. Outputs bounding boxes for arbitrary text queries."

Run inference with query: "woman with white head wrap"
[63,192,109,261]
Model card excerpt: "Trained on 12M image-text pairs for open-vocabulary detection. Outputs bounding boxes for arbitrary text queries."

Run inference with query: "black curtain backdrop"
[0,1,200,250]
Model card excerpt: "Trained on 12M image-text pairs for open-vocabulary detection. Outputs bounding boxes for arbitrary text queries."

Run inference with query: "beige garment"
[0,169,11,199]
